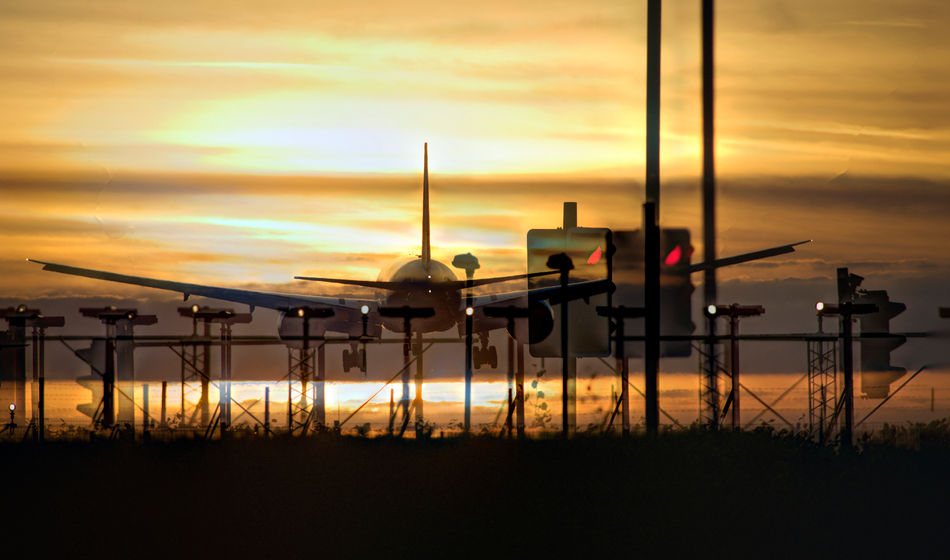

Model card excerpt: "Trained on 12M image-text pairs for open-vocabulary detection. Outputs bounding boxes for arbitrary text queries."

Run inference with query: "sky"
[1,0,949,379]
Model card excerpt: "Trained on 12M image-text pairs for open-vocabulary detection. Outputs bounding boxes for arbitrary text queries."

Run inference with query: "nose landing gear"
[472,333,497,369]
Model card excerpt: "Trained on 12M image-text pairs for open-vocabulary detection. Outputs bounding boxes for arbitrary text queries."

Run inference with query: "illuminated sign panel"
[527,227,611,357]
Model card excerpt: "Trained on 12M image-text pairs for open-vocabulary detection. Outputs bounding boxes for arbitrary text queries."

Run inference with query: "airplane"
[28,143,809,371]
[27,144,603,371]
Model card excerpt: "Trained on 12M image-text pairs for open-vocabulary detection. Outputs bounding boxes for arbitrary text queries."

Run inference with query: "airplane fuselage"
[376,257,462,333]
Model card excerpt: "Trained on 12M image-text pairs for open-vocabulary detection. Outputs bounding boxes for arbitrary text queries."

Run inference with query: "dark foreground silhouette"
[2,427,949,557]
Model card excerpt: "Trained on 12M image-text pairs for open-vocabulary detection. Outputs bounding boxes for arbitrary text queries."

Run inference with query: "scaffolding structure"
[696,341,724,428]
[807,327,838,444]
[175,307,213,427]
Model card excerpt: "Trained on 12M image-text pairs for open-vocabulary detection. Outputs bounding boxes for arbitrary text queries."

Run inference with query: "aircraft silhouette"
[28,143,808,370]
[27,144,607,369]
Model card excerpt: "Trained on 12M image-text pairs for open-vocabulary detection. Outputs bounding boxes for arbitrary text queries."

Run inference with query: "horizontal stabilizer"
[294,270,558,291]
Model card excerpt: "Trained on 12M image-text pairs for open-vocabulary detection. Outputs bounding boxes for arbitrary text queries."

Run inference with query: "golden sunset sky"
[1,0,949,307]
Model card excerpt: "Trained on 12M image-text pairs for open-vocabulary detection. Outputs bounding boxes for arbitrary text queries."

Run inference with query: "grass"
[2,427,949,557]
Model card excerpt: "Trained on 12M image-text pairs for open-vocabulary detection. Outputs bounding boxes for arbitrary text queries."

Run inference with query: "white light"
[465,307,474,316]
[8,404,14,412]
[191,304,199,313]
[816,302,825,312]
[297,308,305,317]
[360,305,369,315]
[707,305,717,315]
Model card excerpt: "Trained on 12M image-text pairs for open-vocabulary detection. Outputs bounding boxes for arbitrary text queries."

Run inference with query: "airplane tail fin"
[422,142,431,268]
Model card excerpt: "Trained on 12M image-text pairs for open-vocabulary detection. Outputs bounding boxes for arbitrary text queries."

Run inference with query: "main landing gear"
[342,342,366,373]
[472,332,497,369]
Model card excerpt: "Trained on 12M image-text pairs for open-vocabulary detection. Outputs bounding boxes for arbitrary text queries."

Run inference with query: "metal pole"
[506,327,514,433]
[516,343,525,438]
[388,387,395,436]
[219,324,228,430]
[841,310,854,448]
[264,386,270,437]
[316,342,326,429]
[104,323,115,428]
[36,327,46,441]
[560,264,570,437]
[506,388,513,437]
[402,318,411,433]
[38,376,44,442]
[702,0,719,431]
[464,275,474,434]
[618,315,630,436]
[160,380,167,429]
[142,384,150,438]
[644,203,660,434]
[414,332,424,436]
[31,327,38,428]
[646,0,661,205]
[730,315,740,429]
[287,361,293,433]
[200,321,210,427]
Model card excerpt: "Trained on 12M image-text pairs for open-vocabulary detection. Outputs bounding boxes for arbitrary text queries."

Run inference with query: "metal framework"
[696,341,723,428]
[176,319,212,427]
[286,343,321,434]
[807,328,838,444]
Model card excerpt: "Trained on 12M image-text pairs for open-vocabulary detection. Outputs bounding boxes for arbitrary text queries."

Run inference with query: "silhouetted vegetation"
[2,429,949,557]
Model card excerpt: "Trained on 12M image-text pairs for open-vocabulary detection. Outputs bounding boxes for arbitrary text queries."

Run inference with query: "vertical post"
[414,332,424,436]
[702,0,719,431]
[730,315,740,429]
[644,203,660,434]
[841,309,854,448]
[31,327,38,428]
[388,387,395,436]
[560,262,570,437]
[562,202,577,437]
[200,321,210,427]
[464,278,474,434]
[516,343,525,438]
[402,318,412,433]
[39,377,44,442]
[160,380,167,429]
[180,343,186,426]
[617,315,630,436]
[103,324,116,428]
[506,329,514,429]
[219,323,229,430]
[142,384,150,439]
[287,360,293,433]
[506,388,514,437]
[646,0,661,205]
[264,386,270,437]
[315,342,326,429]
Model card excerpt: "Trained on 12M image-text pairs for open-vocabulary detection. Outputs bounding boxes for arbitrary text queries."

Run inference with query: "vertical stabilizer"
[422,143,431,267]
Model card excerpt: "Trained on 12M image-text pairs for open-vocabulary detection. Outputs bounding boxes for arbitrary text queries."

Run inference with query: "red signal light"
[587,246,603,265]
[664,245,682,266]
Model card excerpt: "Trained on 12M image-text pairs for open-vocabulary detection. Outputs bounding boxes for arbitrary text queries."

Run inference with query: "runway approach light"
[816,301,825,312]
[706,304,717,316]
[8,404,14,412]
[191,304,199,313]
[465,307,474,316]
[297,308,305,317]
[360,305,370,315]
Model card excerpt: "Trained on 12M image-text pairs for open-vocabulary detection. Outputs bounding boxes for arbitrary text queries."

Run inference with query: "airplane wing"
[27,259,374,312]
